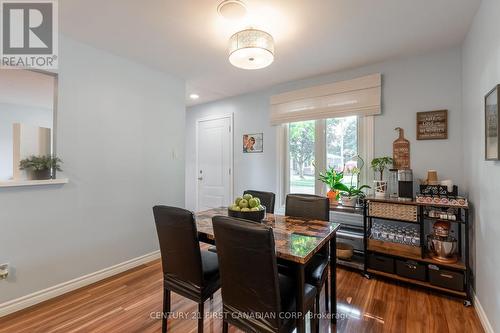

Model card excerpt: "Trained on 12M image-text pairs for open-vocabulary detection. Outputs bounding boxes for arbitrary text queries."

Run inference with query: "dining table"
[195,207,341,333]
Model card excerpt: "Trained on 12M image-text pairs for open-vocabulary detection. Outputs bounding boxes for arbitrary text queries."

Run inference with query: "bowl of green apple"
[228,193,266,222]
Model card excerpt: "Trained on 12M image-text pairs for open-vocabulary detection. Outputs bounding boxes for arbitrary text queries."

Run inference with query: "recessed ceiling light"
[229,29,274,70]
[217,0,247,20]
[189,94,200,100]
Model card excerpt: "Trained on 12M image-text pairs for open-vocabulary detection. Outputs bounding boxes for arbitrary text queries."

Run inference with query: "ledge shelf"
[0,178,69,188]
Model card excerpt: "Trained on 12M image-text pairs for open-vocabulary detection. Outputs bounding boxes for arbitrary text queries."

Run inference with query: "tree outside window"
[287,116,359,195]
[289,121,315,194]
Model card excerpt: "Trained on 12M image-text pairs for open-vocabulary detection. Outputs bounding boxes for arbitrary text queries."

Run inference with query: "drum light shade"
[228,29,274,70]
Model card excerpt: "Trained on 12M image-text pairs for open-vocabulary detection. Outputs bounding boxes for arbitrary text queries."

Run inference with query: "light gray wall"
[462,0,500,330]
[186,91,277,211]
[0,104,53,180]
[0,36,185,303]
[186,48,463,211]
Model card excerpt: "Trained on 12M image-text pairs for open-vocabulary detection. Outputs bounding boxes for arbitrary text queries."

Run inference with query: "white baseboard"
[0,250,160,318]
[473,290,495,333]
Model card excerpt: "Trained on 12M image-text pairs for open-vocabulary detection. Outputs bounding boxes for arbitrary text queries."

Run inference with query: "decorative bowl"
[427,235,457,260]
[336,242,354,260]
[227,208,266,222]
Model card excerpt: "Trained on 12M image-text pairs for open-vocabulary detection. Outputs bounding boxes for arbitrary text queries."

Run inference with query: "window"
[326,116,358,186]
[288,120,315,194]
[280,116,373,205]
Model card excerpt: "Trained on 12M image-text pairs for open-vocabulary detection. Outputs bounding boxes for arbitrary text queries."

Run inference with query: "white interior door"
[196,116,232,212]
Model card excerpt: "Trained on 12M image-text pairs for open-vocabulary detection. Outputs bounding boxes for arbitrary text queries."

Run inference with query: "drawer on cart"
[396,260,426,281]
[368,254,395,274]
[428,266,464,291]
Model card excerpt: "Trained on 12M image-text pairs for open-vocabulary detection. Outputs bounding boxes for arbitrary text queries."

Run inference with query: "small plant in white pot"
[371,156,393,198]
[337,184,371,207]
[19,155,62,180]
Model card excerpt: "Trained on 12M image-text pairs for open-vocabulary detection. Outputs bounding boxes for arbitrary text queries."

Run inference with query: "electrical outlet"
[0,263,9,279]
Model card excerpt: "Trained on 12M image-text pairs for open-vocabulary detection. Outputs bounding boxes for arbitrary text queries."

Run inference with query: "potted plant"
[318,167,344,203]
[19,155,63,180]
[336,183,371,207]
[336,156,370,207]
[371,156,394,197]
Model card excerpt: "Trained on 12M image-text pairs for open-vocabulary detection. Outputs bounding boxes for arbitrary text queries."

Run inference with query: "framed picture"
[485,85,499,160]
[416,110,448,140]
[243,133,263,153]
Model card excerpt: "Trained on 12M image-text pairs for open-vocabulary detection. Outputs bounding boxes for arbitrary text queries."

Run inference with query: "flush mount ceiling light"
[217,0,247,20]
[189,93,200,100]
[228,28,274,70]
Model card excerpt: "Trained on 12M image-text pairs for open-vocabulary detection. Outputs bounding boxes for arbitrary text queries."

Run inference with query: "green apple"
[232,205,241,211]
[243,194,253,201]
[239,199,249,209]
[248,198,259,208]
[229,204,239,211]
[235,197,243,205]
[241,207,251,212]
[250,207,259,211]
[255,197,261,205]
[258,205,265,211]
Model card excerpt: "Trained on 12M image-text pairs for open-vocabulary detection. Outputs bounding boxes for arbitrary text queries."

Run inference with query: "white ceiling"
[60,0,480,106]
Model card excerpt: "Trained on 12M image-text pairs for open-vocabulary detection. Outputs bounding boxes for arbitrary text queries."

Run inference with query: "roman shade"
[270,73,381,125]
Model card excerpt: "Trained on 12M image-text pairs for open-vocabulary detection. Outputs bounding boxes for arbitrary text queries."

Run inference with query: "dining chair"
[207,210,260,253]
[208,191,272,254]
[243,189,276,213]
[212,215,318,333]
[153,206,221,333]
[285,194,331,313]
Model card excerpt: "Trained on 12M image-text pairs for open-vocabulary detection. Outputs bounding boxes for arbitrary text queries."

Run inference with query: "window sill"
[0,178,69,188]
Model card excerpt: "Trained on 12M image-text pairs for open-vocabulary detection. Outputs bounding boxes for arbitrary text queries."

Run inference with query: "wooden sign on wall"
[416,110,448,140]
[393,127,410,169]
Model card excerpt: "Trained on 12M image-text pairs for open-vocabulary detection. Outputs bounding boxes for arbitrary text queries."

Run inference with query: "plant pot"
[374,180,387,198]
[341,195,358,207]
[27,169,51,180]
[327,189,339,203]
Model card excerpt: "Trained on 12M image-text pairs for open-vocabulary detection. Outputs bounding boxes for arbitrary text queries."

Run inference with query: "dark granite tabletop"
[196,207,340,264]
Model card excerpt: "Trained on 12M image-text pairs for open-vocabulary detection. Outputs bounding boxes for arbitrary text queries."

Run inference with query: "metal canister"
[388,169,399,198]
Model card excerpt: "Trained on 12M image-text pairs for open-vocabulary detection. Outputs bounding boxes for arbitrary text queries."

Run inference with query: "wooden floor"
[0,253,484,333]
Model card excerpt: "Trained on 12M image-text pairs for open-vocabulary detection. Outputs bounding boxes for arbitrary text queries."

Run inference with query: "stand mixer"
[427,220,458,263]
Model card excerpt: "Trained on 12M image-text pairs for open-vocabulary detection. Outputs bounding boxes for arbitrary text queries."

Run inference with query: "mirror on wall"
[0,69,57,181]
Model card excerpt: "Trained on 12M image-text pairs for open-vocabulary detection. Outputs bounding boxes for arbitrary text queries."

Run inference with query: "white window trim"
[276,124,288,209]
[358,116,375,187]
[276,116,374,210]
[315,119,327,196]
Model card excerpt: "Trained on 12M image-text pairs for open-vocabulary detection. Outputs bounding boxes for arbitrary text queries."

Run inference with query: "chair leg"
[198,301,204,333]
[315,294,320,317]
[223,320,229,333]
[162,288,170,333]
[325,275,329,312]
[313,301,319,333]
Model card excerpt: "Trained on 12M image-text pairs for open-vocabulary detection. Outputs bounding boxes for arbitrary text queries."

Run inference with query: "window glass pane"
[326,116,358,186]
[289,120,315,194]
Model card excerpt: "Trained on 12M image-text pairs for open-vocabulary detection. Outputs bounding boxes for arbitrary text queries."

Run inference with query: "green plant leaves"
[19,155,63,171]
[318,167,344,188]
